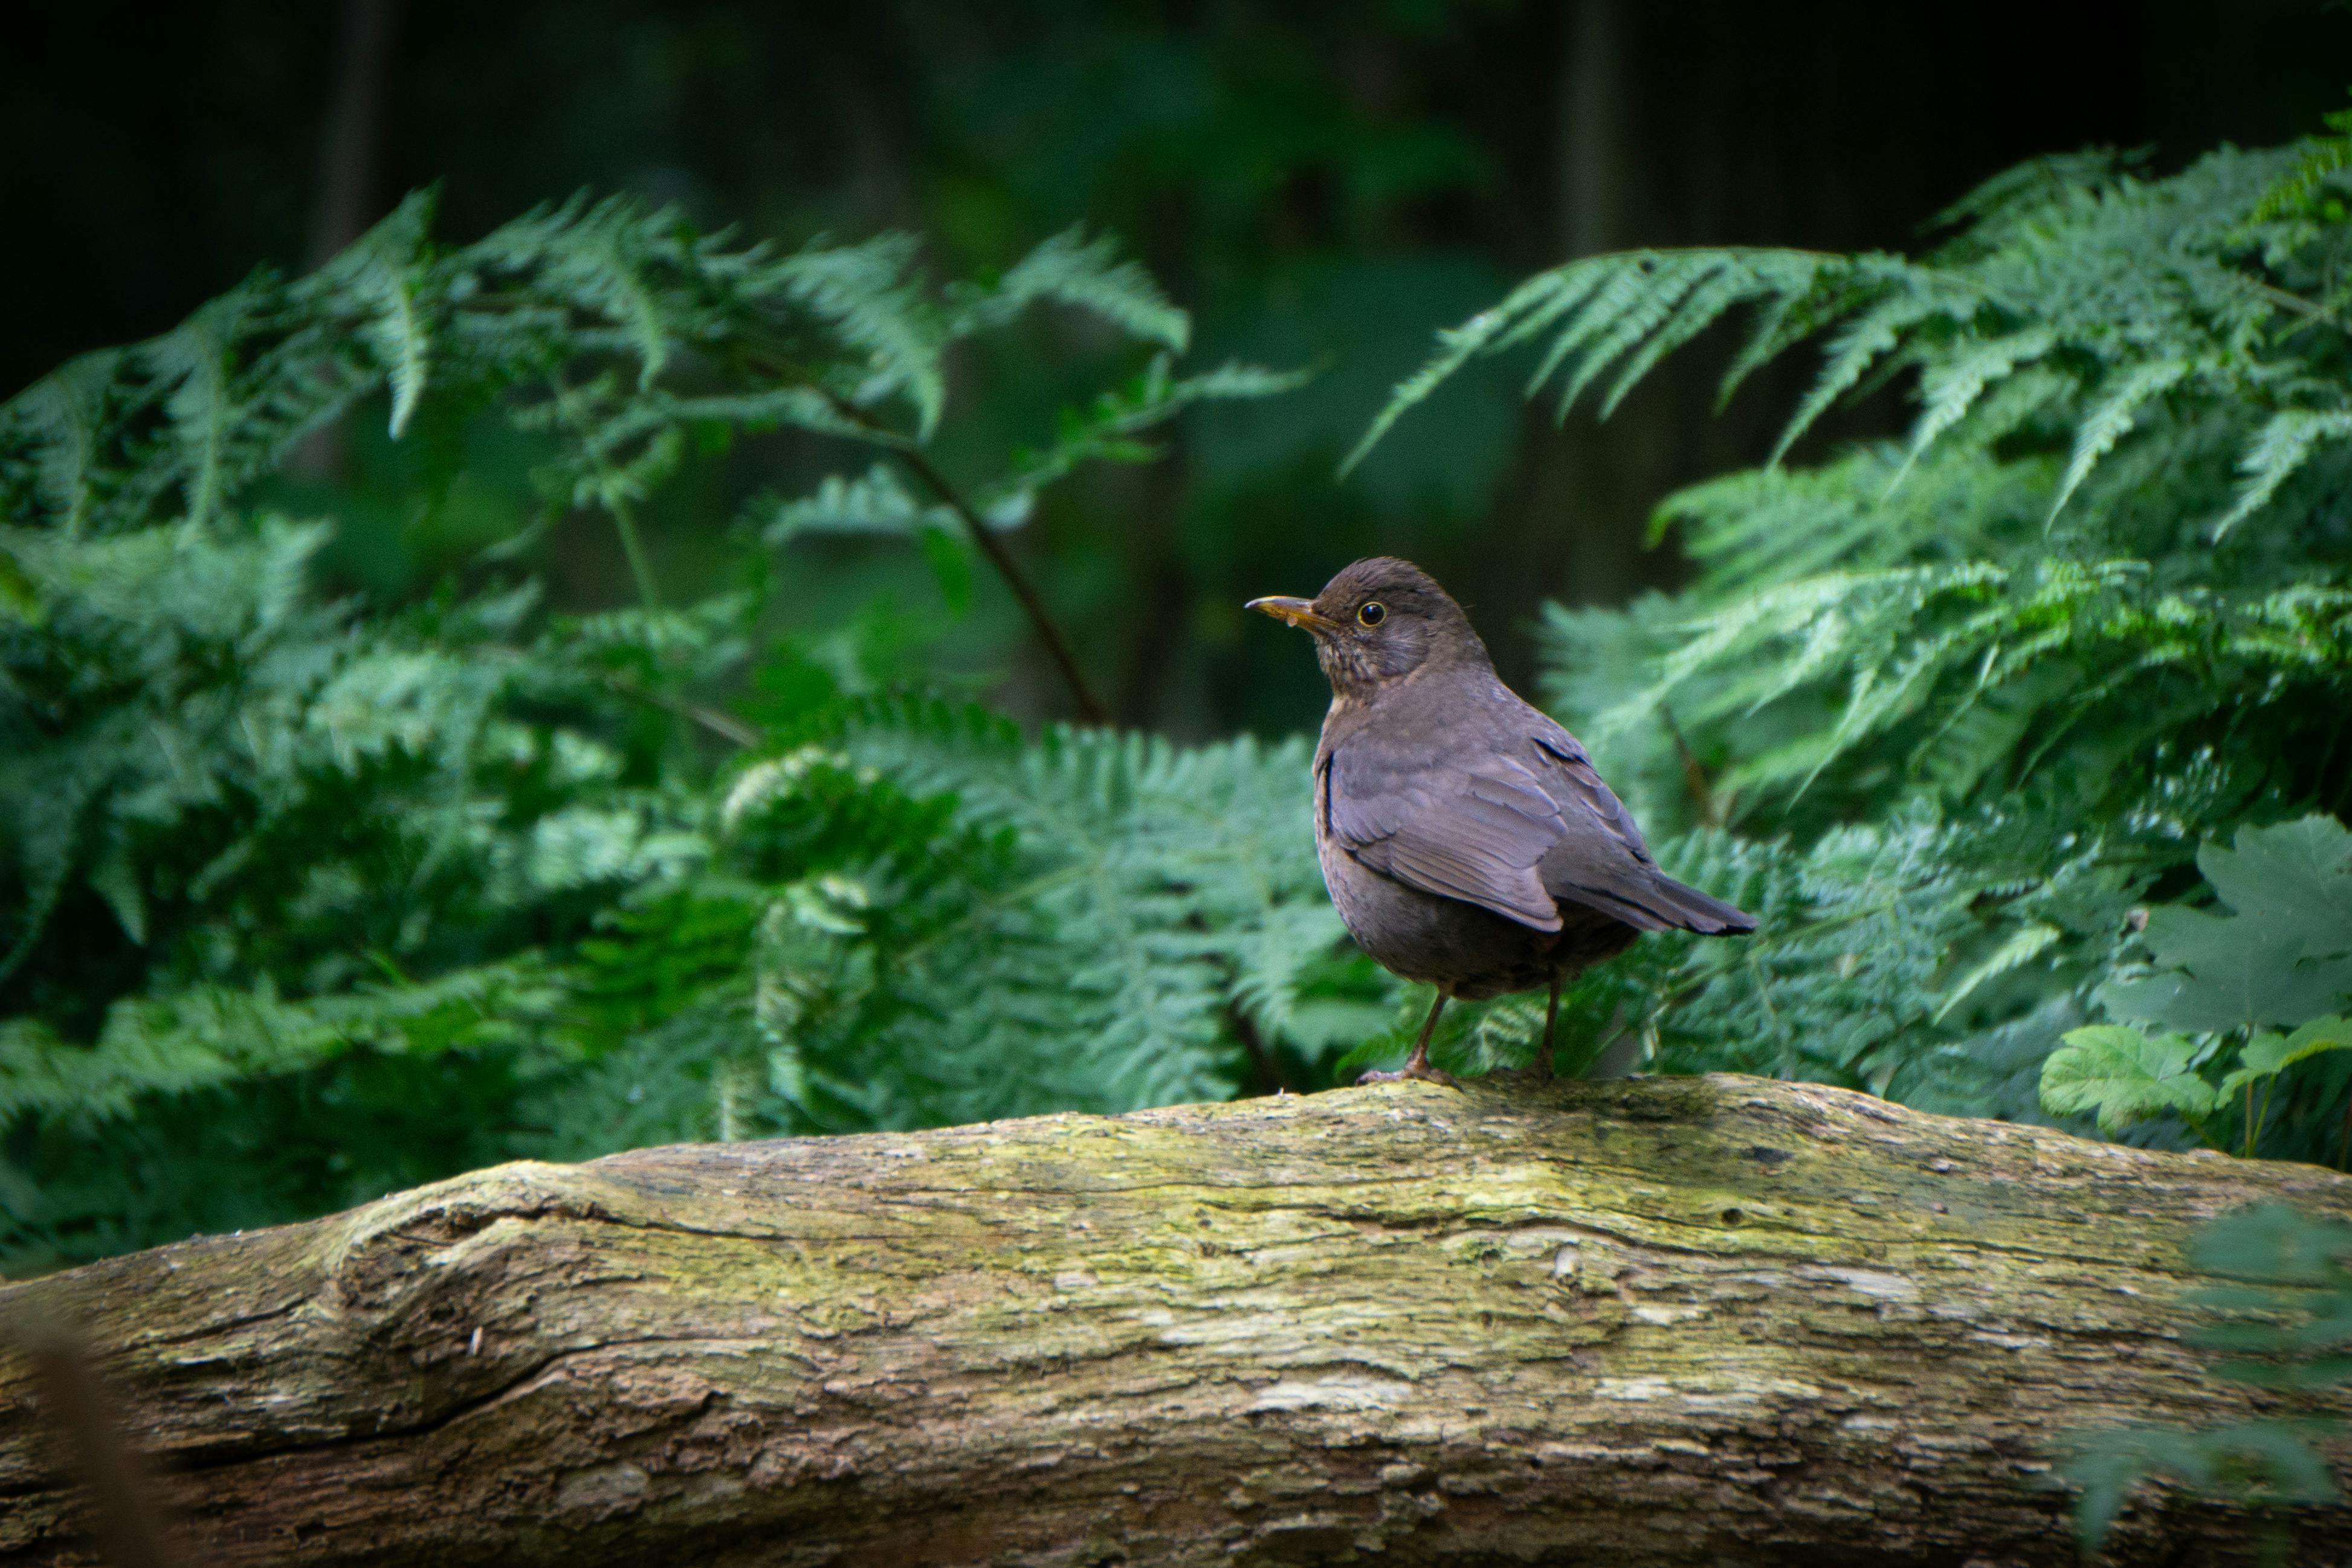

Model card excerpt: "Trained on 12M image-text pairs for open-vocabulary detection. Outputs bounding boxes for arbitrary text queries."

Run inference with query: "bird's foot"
[1357,1061,1463,1089]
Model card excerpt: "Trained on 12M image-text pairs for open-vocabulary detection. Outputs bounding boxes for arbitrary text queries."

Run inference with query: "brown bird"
[1250,557,1756,1086]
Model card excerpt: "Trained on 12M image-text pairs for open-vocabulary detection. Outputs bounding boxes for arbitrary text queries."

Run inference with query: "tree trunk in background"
[307,0,402,273]
[1474,0,1679,649]
[1537,0,1661,618]
[287,0,401,482]
[5,1076,2351,1567]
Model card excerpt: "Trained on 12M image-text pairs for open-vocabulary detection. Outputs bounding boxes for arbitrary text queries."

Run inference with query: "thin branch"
[2237,272,2347,327]
[605,491,662,613]
[548,373,661,611]
[812,387,1110,725]
[599,672,761,749]
[1658,705,1722,828]
[717,342,1110,724]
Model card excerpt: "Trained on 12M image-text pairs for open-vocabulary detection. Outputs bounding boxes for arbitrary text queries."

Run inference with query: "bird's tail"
[1646,873,1757,935]
[1556,869,1759,936]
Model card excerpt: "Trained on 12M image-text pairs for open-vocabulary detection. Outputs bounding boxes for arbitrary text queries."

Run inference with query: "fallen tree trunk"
[4,1076,2351,1567]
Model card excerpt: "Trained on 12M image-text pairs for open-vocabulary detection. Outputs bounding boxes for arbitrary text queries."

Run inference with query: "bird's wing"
[1525,727,1654,864]
[1518,729,1678,932]
[1324,717,1752,937]
[1322,742,1566,932]
[1525,725,1754,935]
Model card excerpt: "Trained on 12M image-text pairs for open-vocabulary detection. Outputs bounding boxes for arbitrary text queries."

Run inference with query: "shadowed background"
[8,1,2345,735]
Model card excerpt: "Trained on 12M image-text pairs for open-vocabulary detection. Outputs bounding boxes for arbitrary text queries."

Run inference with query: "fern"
[1368,126,2352,1137]
[0,192,1317,1270]
[2249,93,2352,224]
[951,225,1191,353]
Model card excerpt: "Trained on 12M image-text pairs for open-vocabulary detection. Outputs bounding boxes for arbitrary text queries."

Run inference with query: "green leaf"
[141,288,255,525]
[1000,357,1309,500]
[4,349,120,535]
[2105,816,2352,1034]
[2061,1420,2340,1551]
[2040,1025,2217,1135]
[1886,327,2055,491]
[2220,1016,2352,1099]
[1933,921,2060,1024]
[1769,289,1942,467]
[86,842,148,947]
[776,233,949,438]
[2200,815,2352,934]
[1342,264,1574,475]
[0,537,37,622]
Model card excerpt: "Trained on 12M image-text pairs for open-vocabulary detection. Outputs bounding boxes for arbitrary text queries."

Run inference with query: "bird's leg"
[1359,993,1461,1088]
[1531,971,1562,1084]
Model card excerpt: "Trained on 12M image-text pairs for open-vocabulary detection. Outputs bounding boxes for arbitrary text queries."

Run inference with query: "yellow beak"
[1247,596,1341,632]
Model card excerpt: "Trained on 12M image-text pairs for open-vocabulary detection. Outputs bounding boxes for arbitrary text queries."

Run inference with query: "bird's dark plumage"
[1250,557,1756,1084]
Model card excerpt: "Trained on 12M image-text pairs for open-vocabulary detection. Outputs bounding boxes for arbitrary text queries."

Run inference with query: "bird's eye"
[1357,601,1386,627]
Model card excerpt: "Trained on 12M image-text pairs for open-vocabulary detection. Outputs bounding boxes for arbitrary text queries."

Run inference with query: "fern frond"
[1887,327,2056,490]
[2249,98,2352,223]
[2213,410,2352,540]
[998,355,1310,501]
[1924,149,2132,252]
[2047,357,2191,524]
[955,226,1191,352]
[0,961,552,1129]
[5,350,121,537]
[774,233,949,436]
[763,463,952,543]
[141,288,258,526]
[314,192,438,437]
[1339,262,1600,474]
[1767,285,1944,466]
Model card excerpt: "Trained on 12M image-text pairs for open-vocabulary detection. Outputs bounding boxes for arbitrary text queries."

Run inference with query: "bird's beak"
[1247,596,1340,633]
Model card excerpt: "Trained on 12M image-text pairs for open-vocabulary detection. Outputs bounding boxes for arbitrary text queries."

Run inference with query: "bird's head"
[1248,557,1490,700]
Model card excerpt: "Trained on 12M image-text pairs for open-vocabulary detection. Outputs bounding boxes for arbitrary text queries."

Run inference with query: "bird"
[1249,557,1756,1087]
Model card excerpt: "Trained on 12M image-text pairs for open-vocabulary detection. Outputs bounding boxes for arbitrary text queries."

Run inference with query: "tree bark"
[4,1075,2350,1567]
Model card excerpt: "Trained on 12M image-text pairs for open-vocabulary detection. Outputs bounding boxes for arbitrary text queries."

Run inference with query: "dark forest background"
[12,1,2347,737]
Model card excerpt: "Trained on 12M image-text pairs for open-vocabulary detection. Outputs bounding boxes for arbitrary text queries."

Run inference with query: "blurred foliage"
[2041,816,2352,1158]
[5,24,2352,1287]
[24,4,2349,744]
[0,192,1360,1271]
[2062,1203,2352,1553]
[1365,131,2352,1141]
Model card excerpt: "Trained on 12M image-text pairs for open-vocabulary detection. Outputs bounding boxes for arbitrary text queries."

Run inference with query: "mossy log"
[5,1075,2352,1567]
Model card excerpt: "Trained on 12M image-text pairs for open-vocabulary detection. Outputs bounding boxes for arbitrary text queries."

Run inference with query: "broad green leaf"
[2220,1016,2352,1099]
[2104,817,2352,1033]
[2040,1025,2217,1134]
[2199,815,2352,936]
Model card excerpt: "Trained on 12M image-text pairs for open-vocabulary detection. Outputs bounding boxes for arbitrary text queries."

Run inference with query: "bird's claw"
[1357,1062,1463,1089]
